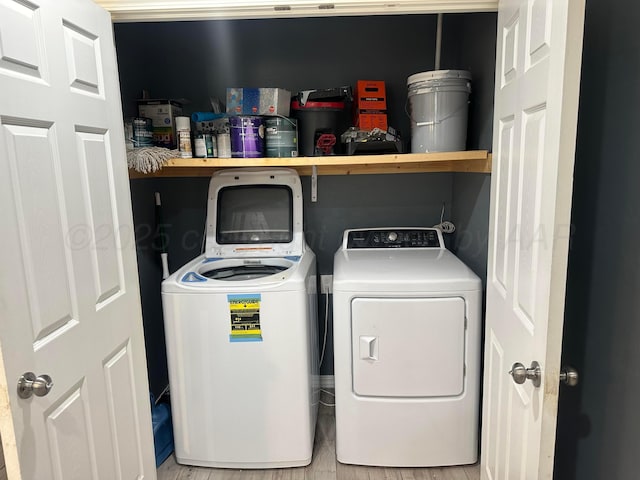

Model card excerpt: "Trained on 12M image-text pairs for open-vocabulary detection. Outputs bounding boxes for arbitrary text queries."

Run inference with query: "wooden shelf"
[128,150,492,178]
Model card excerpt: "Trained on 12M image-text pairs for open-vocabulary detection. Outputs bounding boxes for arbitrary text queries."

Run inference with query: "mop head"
[127,147,180,174]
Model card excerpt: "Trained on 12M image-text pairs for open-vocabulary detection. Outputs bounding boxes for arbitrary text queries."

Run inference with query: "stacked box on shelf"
[354,80,388,131]
[137,99,183,148]
[226,88,291,116]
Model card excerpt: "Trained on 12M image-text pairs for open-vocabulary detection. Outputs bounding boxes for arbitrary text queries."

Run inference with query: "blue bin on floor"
[150,393,174,467]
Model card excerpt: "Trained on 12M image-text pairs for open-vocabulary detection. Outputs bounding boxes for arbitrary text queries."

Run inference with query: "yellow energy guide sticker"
[228,294,262,342]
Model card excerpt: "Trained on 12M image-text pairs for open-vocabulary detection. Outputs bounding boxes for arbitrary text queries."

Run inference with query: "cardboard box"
[355,113,388,131]
[226,88,291,116]
[355,80,387,111]
[137,99,183,148]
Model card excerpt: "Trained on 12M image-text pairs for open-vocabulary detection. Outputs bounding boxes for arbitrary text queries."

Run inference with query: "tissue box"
[226,88,291,116]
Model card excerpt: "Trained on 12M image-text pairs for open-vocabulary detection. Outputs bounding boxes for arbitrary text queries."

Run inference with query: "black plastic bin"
[291,100,349,156]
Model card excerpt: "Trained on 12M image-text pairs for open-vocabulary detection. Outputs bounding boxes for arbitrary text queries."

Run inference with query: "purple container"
[230,116,264,158]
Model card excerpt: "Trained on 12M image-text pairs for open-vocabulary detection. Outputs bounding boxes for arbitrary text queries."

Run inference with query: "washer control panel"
[346,228,442,249]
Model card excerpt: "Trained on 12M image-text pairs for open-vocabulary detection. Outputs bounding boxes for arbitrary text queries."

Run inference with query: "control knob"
[387,231,398,242]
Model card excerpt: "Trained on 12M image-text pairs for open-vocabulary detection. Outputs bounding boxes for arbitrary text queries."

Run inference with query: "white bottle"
[217,132,231,158]
[176,116,192,158]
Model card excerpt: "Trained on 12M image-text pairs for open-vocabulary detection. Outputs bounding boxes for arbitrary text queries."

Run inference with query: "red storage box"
[355,113,388,131]
[355,80,387,111]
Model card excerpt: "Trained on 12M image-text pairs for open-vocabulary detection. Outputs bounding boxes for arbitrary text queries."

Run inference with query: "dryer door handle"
[360,336,378,361]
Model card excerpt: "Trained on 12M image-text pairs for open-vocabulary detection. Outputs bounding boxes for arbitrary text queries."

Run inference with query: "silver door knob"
[509,361,541,387]
[17,372,53,399]
[560,366,579,386]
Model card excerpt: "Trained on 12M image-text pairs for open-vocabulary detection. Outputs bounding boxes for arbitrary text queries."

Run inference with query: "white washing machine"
[162,168,319,469]
[333,227,481,467]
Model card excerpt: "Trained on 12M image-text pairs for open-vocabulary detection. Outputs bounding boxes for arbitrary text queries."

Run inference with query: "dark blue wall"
[451,174,490,283]
[446,13,495,281]
[116,13,497,390]
[555,0,640,478]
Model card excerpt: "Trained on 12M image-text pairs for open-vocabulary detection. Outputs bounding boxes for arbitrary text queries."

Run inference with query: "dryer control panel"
[346,228,442,249]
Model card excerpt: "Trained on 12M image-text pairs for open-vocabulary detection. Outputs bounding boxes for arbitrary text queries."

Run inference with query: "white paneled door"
[481,0,585,479]
[0,0,156,479]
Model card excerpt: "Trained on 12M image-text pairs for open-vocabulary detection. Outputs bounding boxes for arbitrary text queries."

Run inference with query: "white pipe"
[155,192,170,280]
[161,253,169,280]
[435,13,443,70]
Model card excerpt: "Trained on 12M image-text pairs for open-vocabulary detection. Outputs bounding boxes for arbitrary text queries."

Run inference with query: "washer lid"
[161,254,311,293]
[204,168,305,258]
[196,257,295,282]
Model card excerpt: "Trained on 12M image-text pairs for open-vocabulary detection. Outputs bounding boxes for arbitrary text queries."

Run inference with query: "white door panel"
[481,0,585,479]
[0,0,156,479]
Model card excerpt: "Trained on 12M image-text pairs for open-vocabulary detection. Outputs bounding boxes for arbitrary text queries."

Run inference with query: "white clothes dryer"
[333,228,481,467]
[162,168,319,469]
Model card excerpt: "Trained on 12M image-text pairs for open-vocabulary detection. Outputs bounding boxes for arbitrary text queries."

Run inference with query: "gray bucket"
[407,70,471,153]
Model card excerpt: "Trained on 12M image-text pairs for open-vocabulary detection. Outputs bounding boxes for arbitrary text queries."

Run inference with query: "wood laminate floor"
[157,404,480,480]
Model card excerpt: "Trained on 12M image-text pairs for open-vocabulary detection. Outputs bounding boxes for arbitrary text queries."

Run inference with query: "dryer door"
[351,297,466,397]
